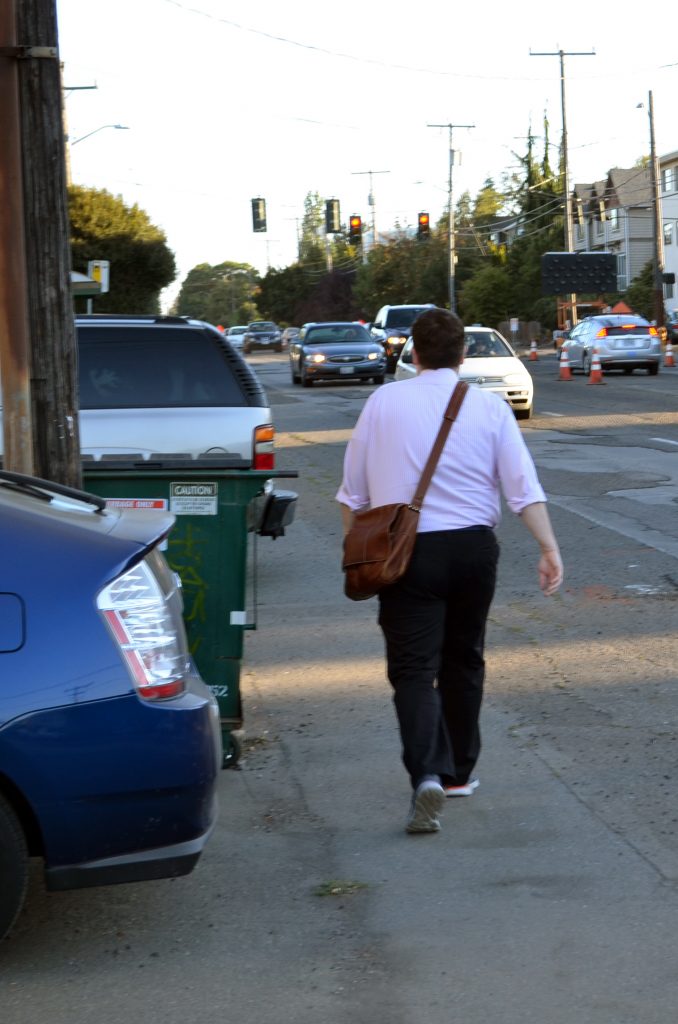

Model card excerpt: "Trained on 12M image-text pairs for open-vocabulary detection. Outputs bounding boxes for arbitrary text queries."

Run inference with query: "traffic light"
[325,199,341,234]
[251,197,267,233]
[541,252,617,295]
[349,215,362,242]
[417,212,430,239]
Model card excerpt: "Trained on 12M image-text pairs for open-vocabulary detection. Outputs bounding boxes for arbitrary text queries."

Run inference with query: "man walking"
[336,308,562,834]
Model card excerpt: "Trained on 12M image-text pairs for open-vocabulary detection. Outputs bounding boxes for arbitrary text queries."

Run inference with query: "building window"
[665,281,675,300]
[662,166,675,193]
[664,222,673,247]
[595,218,603,237]
[617,253,627,291]
[576,222,584,241]
[608,208,619,231]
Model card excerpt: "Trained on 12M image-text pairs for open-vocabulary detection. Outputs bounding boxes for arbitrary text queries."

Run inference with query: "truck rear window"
[78,327,251,409]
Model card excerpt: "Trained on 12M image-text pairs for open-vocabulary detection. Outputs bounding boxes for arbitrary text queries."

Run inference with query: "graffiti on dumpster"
[169,523,208,657]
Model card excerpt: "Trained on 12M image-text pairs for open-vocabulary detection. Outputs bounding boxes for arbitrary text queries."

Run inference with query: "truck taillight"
[98,559,187,700]
[254,424,275,471]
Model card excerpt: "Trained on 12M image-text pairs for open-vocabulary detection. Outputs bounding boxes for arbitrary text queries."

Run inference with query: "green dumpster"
[83,460,297,766]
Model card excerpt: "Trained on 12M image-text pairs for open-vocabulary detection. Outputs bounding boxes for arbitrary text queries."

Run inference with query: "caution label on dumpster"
[170,482,218,515]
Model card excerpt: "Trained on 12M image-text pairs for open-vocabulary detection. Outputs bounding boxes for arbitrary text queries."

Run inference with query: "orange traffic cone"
[558,348,573,381]
[529,339,538,361]
[665,339,675,368]
[587,348,605,385]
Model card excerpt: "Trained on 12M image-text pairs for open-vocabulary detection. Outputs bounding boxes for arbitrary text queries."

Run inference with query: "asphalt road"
[3,351,678,1023]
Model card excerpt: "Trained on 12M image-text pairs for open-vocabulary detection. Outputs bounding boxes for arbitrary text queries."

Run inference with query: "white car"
[395,326,534,419]
[225,325,247,350]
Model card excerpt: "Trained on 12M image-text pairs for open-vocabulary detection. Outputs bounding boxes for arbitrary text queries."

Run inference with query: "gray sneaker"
[406,779,445,833]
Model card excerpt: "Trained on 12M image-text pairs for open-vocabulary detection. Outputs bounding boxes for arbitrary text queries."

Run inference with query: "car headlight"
[307,353,326,363]
[503,373,530,385]
[368,352,379,361]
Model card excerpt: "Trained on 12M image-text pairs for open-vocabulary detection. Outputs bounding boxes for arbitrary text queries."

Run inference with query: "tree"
[257,263,313,324]
[472,178,503,226]
[69,186,177,314]
[176,261,260,325]
[458,266,513,327]
[624,260,654,319]
[353,234,448,316]
[298,192,328,270]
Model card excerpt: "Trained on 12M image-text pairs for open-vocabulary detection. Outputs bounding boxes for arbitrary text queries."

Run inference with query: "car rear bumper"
[600,355,660,370]
[45,804,218,890]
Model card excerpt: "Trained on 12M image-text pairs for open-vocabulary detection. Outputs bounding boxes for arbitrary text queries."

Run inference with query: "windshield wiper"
[0,470,107,512]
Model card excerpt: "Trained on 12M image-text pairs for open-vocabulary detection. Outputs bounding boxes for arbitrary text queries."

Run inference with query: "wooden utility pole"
[427,123,474,314]
[6,0,81,486]
[648,91,666,330]
[0,0,34,473]
[530,48,595,329]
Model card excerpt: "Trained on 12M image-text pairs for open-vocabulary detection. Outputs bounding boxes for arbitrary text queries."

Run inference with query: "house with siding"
[659,151,678,315]
[571,167,653,293]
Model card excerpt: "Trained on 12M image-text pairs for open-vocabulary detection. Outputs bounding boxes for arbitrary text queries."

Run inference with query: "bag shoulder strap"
[410,380,469,510]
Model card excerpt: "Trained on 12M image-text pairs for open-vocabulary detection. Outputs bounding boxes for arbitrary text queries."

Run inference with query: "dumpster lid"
[83,456,251,471]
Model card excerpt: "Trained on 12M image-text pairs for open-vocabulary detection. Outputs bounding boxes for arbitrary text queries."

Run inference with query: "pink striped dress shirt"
[336,368,546,532]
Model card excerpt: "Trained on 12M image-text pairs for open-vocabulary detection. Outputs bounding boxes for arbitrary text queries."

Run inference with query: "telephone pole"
[9,0,82,485]
[351,169,390,250]
[530,48,595,328]
[427,122,474,314]
[0,0,34,473]
[647,91,665,329]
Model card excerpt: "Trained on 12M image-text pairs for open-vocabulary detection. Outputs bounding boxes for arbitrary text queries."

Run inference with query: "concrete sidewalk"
[212,490,678,1024]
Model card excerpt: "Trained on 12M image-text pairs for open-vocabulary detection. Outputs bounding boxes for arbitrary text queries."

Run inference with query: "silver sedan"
[560,314,662,375]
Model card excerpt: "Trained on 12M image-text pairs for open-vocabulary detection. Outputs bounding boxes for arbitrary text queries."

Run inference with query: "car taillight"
[254,424,275,471]
[97,559,187,700]
[649,326,658,336]
[595,328,608,338]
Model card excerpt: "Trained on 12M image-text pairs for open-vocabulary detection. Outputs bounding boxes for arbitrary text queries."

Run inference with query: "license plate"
[339,366,354,375]
[625,351,636,358]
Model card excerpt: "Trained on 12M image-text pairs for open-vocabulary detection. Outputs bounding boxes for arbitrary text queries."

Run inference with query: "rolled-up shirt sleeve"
[336,404,372,511]
[496,404,547,514]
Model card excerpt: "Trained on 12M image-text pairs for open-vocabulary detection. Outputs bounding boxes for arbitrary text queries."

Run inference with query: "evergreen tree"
[176,262,259,325]
[69,186,176,314]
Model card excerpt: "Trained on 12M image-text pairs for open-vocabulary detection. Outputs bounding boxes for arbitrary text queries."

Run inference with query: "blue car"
[0,471,221,942]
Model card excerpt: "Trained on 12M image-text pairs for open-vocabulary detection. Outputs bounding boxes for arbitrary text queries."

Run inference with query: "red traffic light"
[349,215,362,240]
[417,212,430,238]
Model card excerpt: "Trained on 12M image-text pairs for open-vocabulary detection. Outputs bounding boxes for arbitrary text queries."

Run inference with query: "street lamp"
[71,124,129,145]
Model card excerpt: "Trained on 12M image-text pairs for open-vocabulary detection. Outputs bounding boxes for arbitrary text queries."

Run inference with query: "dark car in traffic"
[289,322,386,387]
[369,303,435,372]
[666,310,678,344]
[0,471,221,942]
[242,321,283,353]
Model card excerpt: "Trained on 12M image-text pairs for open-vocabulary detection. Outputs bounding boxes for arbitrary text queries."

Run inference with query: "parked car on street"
[289,322,386,387]
[369,303,435,372]
[0,470,222,943]
[395,326,534,419]
[225,325,247,350]
[242,321,283,353]
[559,314,662,375]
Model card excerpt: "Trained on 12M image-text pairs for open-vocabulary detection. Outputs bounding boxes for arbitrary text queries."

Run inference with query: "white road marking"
[541,411,565,417]
[650,437,678,446]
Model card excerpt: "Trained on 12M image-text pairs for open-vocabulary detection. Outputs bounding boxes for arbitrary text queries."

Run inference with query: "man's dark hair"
[411,308,465,369]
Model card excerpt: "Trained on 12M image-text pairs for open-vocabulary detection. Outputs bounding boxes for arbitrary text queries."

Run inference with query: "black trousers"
[378,527,499,789]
